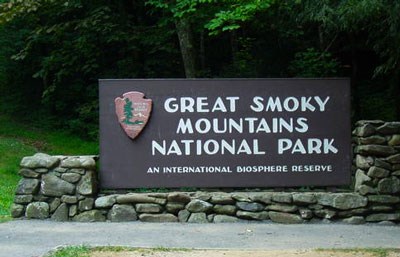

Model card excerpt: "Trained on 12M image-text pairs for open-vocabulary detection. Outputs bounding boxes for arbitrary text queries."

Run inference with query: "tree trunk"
[391,66,400,120]
[175,18,197,78]
[230,31,239,63]
[349,33,359,120]
[199,30,206,70]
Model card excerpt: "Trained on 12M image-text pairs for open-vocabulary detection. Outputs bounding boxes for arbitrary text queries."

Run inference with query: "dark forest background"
[0,0,399,140]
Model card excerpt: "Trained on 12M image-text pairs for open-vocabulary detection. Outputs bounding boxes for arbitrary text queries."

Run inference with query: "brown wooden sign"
[99,79,351,189]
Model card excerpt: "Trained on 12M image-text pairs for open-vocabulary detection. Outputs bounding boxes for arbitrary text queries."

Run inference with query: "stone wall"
[11,121,400,224]
[12,154,97,221]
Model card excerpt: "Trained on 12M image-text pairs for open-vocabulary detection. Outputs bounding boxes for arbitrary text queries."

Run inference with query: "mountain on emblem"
[115,91,152,140]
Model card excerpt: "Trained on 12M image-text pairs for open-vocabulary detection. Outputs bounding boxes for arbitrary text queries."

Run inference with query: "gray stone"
[11,204,25,218]
[14,194,33,204]
[376,122,400,134]
[358,135,386,145]
[72,210,106,222]
[358,185,376,195]
[61,156,96,169]
[266,204,298,213]
[314,209,336,219]
[293,193,316,204]
[186,199,213,213]
[213,215,240,223]
[207,214,215,222]
[272,193,292,203]
[40,174,75,197]
[374,159,393,170]
[18,169,40,178]
[116,193,166,205]
[178,209,190,222]
[355,169,372,191]
[342,216,365,225]
[355,120,384,126]
[69,168,85,175]
[337,208,368,218]
[299,208,313,219]
[210,193,235,204]
[370,205,393,212]
[16,179,39,195]
[35,168,49,174]
[54,167,67,173]
[61,173,81,183]
[388,134,400,146]
[393,170,400,175]
[167,192,191,203]
[377,176,400,194]
[368,195,400,204]
[94,195,117,208]
[193,192,211,201]
[26,202,49,219]
[61,195,78,204]
[33,195,49,202]
[69,205,78,217]
[355,155,374,169]
[108,204,137,222]
[367,166,390,178]
[231,193,251,202]
[236,202,264,212]
[49,198,61,212]
[355,145,396,157]
[377,221,396,226]
[268,211,303,224]
[139,213,177,222]
[334,194,368,210]
[77,171,96,196]
[79,198,94,211]
[147,193,168,199]
[317,193,367,210]
[51,203,69,221]
[213,204,236,215]
[308,204,323,210]
[387,154,400,164]
[250,192,273,204]
[20,153,60,169]
[188,212,208,223]
[365,213,400,222]
[353,124,376,137]
[166,202,185,214]
[236,211,269,220]
[136,203,162,213]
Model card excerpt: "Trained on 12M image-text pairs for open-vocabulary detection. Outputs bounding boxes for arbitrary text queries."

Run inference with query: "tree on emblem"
[123,98,144,125]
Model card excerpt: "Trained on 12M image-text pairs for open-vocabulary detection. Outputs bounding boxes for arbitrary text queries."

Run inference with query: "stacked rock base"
[12,154,97,221]
[11,120,400,224]
[11,153,399,224]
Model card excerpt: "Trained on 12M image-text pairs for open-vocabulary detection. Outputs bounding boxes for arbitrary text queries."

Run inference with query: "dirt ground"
[91,249,400,257]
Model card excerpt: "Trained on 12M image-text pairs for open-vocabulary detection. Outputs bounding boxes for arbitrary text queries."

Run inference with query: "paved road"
[0,220,399,257]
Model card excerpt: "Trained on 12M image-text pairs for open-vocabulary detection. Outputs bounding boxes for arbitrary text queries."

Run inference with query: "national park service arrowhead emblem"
[115,91,152,140]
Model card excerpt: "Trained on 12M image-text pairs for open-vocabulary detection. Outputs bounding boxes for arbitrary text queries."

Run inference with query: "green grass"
[46,246,191,257]
[0,115,98,221]
[45,245,91,257]
[316,248,400,257]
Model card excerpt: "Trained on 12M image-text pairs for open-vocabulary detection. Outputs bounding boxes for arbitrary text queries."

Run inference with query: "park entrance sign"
[99,79,351,189]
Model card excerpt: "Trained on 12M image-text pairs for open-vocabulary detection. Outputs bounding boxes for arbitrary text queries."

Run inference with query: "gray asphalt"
[0,220,399,257]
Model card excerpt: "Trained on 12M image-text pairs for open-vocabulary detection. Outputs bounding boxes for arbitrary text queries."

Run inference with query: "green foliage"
[316,248,400,257]
[0,0,399,137]
[46,245,90,257]
[0,137,35,221]
[205,0,275,35]
[0,115,98,221]
[289,48,339,77]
